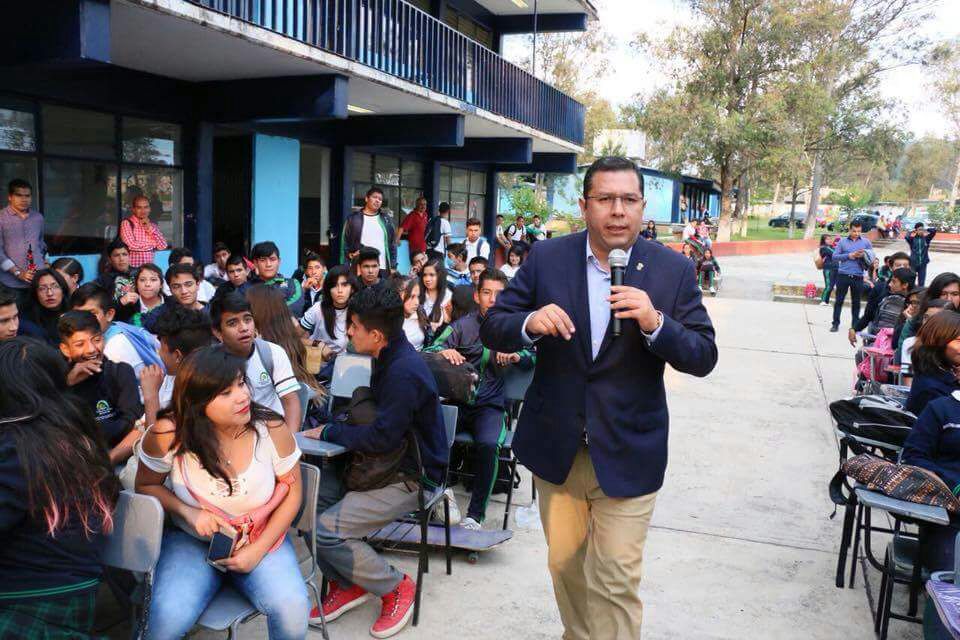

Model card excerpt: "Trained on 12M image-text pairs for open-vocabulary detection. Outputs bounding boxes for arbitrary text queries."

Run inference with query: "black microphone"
[609,249,628,338]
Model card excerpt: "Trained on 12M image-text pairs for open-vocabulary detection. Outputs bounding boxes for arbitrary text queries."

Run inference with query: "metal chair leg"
[531,475,537,502]
[503,456,517,530]
[307,579,329,640]
[879,534,898,640]
[849,503,863,588]
[874,547,888,633]
[908,526,924,617]
[444,497,452,576]
[836,501,856,588]
[413,510,428,627]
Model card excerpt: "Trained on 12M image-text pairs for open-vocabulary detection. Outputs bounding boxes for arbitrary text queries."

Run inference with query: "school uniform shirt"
[506,223,526,243]
[464,237,490,261]
[203,263,228,286]
[421,289,452,321]
[447,268,472,288]
[300,304,349,354]
[302,285,322,310]
[906,369,960,417]
[245,340,301,416]
[105,331,149,380]
[429,218,453,254]
[161,279,217,303]
[70,360,143,448]
[501,264,520,279]
[404,315,426,351]
[361,215,389,269]
[903,392,960,491]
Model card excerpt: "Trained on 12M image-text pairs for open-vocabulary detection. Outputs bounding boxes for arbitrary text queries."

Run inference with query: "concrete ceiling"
[111,0,580,153]
[471,0,597,18]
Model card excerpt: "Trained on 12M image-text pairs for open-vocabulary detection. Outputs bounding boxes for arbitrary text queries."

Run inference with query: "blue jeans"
[145,528,308,640]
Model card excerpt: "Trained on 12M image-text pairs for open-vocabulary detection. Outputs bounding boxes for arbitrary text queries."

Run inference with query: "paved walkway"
[107,248,960,639]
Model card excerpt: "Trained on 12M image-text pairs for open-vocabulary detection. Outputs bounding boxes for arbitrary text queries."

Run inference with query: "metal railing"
[188,0,585,145]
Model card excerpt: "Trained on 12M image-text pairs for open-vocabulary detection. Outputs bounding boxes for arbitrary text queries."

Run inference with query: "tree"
[899,137,956,199]
[929,39,960,211]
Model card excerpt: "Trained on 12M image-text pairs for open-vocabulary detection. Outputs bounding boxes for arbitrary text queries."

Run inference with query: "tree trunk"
[788,176,799,240]
[771,180,781,219]
[803,151,825,239]
[950,146,960,213]
[740,179,751,237]
[717,161,734,242]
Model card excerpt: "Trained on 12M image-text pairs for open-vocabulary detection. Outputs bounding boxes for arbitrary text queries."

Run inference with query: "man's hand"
[851,249,864,258]
[848,328,857,347]
[438,348,466,366]
[609,285,660,333]
[16,269,34,283]
[526,303,576,341]
[140,364,164,398]
[496,352,521,366]
[66,360,102,386]
[301,425,326,440]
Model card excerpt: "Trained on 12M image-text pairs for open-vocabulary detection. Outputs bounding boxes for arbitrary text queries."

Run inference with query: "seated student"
[501,245,525,280]
[0,287,43,341]
[901,296,951,370]
[409,251,428,277]
[899,272,960,352]
[356,246,384,289]
[203,241,231,287]
[301,253,327,309]
[400,276,431,350]
[849,266,916,345]
[52,256,84,295]
[210,292,302,434]
[220,253,252,296]
[96,238,138,320]
[495,213,510,251]
[301,284,446,638]
[0,338,120,636]
[71,283,164,380]
[130,263,167,329]
[162,248,217,303]
[164,262,210,314]
[59,311,143,465]
[426,269,534,529]
[526,214,547,245]
[641,220,658,241]
[696,248,721,295]
[139,305,214,429]
[249,241,304,316]
[300,264,357,361]
[24,268,70,345]
[906,310,960,415]
[468,256,488,286]
[463,218,490,262]
[419,258,452,332]
[135,347,308,640]
[445,243,471,288]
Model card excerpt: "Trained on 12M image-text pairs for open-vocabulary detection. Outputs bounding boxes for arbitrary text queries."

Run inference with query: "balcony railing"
[188,0,586,145]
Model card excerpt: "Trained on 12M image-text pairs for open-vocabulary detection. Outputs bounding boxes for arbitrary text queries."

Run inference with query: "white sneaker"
[709,286,716,294]
[432,488,461,525]
[460,516,482,531]
[819,301,828,306]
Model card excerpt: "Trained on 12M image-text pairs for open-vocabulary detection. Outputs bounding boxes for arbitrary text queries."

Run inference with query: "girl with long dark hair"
[906,310,960,415]
[246,284,321,394]
[818,234,837,305]
[401,276,431,350]
[25,268,69,345]
[501,245,525,280]
[135,347,308,639]
[52,256,84,295]
[0,337,119,637]
[130,263,166,328]
[419,258,451,331]
[899,272,960,351]
[299,265,357,362]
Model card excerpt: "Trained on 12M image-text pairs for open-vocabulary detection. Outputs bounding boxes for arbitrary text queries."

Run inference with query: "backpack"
[874,294,905,333]
[814,254,825,270]
[104,322,165,370]
[425,215,444,248]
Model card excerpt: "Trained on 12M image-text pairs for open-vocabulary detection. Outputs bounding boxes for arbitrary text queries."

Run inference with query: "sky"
[505,0,960,139]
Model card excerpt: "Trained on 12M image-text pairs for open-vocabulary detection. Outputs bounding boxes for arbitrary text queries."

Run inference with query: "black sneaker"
[830,324,839,333]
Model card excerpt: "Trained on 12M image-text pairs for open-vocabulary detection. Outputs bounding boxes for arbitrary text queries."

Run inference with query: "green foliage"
[831,187,872,214]
[928,202,960,229]
[505,186,550,221]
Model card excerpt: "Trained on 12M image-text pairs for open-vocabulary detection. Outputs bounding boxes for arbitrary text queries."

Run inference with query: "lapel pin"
[636,262,644,271]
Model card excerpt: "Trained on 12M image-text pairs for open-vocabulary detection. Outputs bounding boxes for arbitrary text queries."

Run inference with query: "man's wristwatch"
[12,268,21,278]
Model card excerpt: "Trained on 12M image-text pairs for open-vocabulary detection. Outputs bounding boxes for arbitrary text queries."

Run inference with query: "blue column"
[252,134,301,271]
[184,121,214,262]
[329,145,353,265]
[484,168,497,245]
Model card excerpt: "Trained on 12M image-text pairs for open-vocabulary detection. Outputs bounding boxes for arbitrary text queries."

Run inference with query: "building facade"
[3,0,592,276]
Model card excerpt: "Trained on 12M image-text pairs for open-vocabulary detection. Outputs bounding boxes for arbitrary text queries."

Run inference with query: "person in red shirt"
[119,195,167,267]
[395,196,428,265]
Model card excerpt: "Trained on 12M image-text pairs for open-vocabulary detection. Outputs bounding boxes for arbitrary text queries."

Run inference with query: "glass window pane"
[401,187,423,217]
[439,191,451,211]
[401,160,424,189]
[121,167,183,247]
[353,182,372,209]
[122,117,181,165]
[42,105,115,159]
[452,168,470,193]
[470,170,486,195]
[0,108,36,152]
[468,196,484,222]
[43,160,116,255]
[352,152,373,183]
[380,186,400,220]
[439,165,452,191]
[0,154,37,203]
[450,192,468,238]
[374,155,400,186]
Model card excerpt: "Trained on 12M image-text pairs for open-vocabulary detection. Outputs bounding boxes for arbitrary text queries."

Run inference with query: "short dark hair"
[70,283,114,314]
[105,237,129,257]
[358,246,381,264]
[366,186,384,198]
[849,220,863,229]
[51,257,84,282]
[305,252,326,267]
[583,156,645,198]
[891,267,916,289]
[165,262,198,285]
[466,218,481,228]
[496,214,504,220]
[226,254,246,268]
[212,242,230,255]
[477,267,508,291]
[58,310,101,341]
[469,256,489,269]
[168,247,193,266]
[446,243,467,261]
[915,222,925,230]
[251,241,280,260]
[913,310,960,375]
[438,202,451,214]
[153,305,213,355]
[7,179,30,195]
[209,291,252,329]
[348,282,403,341]
[889,251,910,264]
[0,288,16,308]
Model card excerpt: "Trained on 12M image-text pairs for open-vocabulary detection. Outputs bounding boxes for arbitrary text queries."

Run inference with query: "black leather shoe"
[829,324,839,333]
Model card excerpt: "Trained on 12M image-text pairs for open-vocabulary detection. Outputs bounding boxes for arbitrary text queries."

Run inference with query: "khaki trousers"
[536,446,657,640]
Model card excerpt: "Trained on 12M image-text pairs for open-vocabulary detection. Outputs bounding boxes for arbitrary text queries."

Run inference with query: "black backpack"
[424,215,443,248]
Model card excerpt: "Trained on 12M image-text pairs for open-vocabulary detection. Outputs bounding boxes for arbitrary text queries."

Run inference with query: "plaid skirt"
[0,589,101,640]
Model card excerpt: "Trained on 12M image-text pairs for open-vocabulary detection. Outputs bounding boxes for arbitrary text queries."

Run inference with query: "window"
[0,106,35,152]
[351,152,424,223]
[438,165,487,237]
[0,156,37,198]
[121,167,183,248]
[43,105,115,159]
[122,117,181,165]
[43,160,116,254]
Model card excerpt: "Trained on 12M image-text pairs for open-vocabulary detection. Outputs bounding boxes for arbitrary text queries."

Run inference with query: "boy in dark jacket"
[907,222,937,286]
[426,268,534,528]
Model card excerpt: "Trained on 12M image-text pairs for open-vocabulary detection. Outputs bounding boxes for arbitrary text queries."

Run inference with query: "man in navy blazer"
[481,157,717,639]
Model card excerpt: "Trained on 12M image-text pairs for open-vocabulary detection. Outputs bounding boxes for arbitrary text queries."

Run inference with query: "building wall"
[252,134,300,270]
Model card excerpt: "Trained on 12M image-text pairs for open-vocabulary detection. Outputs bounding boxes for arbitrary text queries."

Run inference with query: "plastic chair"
[194,462,328,639]
[327,353,373,413]
[925,534,960,639]
[101,490,165,640]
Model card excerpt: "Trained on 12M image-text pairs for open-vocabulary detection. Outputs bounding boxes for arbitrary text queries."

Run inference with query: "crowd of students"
[0,185,544,638]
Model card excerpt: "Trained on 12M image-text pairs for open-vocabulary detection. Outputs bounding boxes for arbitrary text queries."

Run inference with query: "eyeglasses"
[37,285,61,294]
[584,194,644,211]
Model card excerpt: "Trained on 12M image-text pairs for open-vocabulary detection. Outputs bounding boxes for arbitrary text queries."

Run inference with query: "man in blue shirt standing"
[831,220,873,332]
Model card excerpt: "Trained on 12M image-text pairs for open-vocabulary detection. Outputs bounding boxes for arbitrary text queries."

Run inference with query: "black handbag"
[342,387,416,492]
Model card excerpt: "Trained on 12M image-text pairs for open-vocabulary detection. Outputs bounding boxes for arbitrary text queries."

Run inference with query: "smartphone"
[206,524,238,571]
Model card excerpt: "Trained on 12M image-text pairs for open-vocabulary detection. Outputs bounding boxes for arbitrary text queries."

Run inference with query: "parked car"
[848,213,879,233]
[827,213,850,232]
[768,214,805,229]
